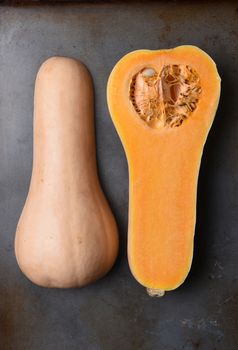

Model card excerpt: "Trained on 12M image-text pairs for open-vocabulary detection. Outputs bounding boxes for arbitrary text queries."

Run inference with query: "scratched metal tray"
[0,2,238,350]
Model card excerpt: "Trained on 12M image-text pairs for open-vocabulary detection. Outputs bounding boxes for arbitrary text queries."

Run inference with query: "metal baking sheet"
[0,2,238,349]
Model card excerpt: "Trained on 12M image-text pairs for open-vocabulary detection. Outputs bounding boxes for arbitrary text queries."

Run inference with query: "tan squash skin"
[107,46,221,295]
[15,57,118,288]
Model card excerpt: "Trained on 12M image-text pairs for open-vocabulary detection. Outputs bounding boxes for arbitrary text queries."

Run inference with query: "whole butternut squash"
[15,57,118,288]
[107,46,220,295]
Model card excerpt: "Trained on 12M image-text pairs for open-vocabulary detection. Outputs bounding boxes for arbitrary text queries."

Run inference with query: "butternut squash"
[15,57,118,288]
[107,46,220,295]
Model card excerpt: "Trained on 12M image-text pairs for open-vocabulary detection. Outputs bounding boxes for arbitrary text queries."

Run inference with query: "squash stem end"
[146,288,165,297]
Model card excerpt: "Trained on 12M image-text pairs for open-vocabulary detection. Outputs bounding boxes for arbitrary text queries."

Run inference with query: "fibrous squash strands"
[130,65,201,129]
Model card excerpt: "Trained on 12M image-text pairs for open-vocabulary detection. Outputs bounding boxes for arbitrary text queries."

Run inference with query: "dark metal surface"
[0,3,238,349]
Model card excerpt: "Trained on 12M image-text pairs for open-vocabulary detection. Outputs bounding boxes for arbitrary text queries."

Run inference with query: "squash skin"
[107,46,221,292]
[15,57,118,288]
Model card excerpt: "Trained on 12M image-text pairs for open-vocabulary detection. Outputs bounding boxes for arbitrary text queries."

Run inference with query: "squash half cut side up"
[107,46,221,295]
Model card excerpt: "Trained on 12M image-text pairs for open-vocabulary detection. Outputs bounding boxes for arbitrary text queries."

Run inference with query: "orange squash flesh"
[107,46,221,294]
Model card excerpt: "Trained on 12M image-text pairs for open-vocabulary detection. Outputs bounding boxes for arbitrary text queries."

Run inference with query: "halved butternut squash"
[107,46,221,295]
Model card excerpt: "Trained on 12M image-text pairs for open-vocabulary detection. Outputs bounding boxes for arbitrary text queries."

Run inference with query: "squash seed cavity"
[129,65,201,128]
